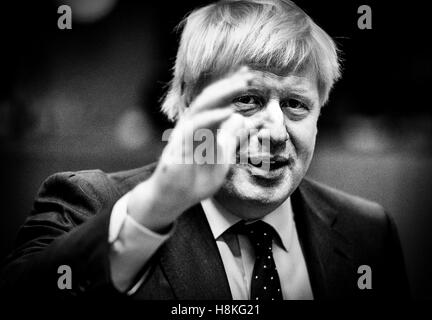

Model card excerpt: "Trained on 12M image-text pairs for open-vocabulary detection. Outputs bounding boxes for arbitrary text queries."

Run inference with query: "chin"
[218,163,303,214]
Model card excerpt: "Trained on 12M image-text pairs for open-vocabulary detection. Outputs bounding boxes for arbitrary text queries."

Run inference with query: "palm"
[158,125,233,204]
[149,68,253,216]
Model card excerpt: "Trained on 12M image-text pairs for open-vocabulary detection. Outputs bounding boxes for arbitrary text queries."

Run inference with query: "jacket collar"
[292,179,354,299]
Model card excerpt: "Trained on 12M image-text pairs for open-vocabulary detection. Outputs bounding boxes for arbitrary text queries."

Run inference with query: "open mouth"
[245,155,291,171]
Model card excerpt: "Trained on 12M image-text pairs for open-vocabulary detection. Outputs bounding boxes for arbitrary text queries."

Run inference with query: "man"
[0,0,409,299]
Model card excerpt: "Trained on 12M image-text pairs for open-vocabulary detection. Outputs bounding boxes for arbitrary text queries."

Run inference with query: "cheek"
[287,118,318,159]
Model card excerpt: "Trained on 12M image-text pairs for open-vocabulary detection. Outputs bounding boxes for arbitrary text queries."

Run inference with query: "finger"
[189,66,255,115]
[220,115,264,165]
[185,107,235,131]
[217,113,246,164]
[169,108,235,162]
[236,122,250,151]
[234,117,261,164]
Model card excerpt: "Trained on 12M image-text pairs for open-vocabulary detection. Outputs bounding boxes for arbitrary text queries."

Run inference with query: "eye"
[280,98,310,119]
[233,94,261,106]
[232,94,262,115]
[284,98,307,110]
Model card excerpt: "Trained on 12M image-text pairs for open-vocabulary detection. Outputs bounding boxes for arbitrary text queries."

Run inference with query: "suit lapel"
[293,180,355,299]
[159,204,232,300]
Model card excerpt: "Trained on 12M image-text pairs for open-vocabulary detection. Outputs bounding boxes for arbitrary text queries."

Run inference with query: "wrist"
[126,175,189,233]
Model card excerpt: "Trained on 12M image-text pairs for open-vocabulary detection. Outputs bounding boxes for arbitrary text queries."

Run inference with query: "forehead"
[242,67,320,109]
[248,68,319,102]
[189,65,319,106]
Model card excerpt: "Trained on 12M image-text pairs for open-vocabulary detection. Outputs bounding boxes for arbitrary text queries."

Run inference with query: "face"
[214,68,321,219]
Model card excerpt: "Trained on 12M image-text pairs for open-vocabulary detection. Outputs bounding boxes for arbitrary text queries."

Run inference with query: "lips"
[241,154,291,170]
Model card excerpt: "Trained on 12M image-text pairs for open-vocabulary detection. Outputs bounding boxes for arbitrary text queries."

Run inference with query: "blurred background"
[0,0,430,298]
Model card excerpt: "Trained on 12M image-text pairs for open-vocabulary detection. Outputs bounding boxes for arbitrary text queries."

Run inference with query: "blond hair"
[161,0,341,121]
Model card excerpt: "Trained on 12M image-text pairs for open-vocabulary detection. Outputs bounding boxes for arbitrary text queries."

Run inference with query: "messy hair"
[161,0,341,121]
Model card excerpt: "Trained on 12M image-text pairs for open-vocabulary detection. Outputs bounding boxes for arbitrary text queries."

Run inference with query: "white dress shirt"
[201,197,313,300]
[108,193,314,299]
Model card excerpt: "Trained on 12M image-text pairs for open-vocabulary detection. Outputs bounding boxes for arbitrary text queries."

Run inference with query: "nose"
[257,99,289,150]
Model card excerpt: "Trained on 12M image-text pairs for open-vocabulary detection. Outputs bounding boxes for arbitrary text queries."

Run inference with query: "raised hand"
[127,67,255,231]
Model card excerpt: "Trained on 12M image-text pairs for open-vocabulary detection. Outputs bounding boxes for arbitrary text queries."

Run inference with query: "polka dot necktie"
[237,220,283,301]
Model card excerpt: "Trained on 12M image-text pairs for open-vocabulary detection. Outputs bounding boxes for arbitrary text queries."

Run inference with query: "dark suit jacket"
[0,163,410,299]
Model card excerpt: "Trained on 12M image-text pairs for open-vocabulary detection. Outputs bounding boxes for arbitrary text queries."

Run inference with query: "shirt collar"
[201,197,242,240]
[201,196,294,252]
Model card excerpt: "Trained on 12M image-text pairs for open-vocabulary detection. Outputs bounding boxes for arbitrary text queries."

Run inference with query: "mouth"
[237,154,291,175]
[247,155,290,170]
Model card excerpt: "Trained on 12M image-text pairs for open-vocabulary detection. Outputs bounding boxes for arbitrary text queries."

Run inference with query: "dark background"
[0,0,431,298]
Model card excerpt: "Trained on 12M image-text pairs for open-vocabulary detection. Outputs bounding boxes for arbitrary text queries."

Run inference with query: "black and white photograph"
[0,0,431,308]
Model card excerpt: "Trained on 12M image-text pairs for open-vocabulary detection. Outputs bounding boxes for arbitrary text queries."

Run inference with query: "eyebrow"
[247,82,319,108]
[286,87,319,108]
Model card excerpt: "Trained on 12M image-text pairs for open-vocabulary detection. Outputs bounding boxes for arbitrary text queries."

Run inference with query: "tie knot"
[235,220,276,252]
